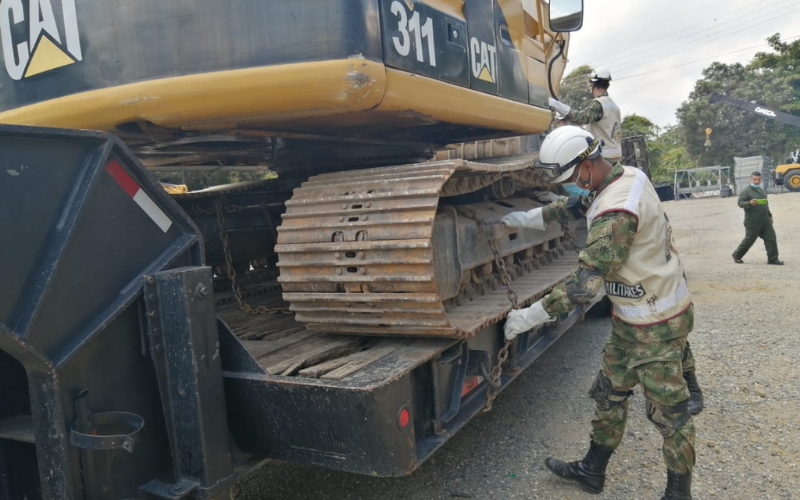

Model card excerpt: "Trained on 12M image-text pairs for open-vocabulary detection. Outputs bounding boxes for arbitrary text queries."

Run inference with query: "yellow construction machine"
[775,149,800,192]
[0,1,589,498]
[1,0,586,335]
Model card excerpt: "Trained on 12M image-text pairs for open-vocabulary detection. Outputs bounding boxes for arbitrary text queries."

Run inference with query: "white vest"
[586,96,622,160]
[587,167,691,325]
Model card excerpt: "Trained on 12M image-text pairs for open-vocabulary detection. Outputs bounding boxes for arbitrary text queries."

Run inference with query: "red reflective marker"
[398,408,410,428]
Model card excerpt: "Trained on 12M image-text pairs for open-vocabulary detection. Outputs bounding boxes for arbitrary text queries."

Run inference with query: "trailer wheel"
[784,169,800,192]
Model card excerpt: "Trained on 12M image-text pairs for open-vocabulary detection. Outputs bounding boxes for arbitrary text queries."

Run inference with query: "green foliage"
[648,126,694,183]
[621,114,657,140]
[676,34,800,168]
[558,64,594,110]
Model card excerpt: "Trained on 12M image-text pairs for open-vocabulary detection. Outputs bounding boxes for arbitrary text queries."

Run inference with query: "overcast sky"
[563,0,800,127]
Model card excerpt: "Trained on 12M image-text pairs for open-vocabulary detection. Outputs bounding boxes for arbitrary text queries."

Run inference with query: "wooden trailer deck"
[216,287,419,381]
[215,253,578,383]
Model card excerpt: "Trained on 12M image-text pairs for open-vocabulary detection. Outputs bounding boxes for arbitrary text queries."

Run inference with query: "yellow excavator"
[0,2,588,498]
[0,0,583,334]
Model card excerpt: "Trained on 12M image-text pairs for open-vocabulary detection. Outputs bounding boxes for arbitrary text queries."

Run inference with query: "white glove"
[504,299,556,340]
[533,191,561,203]
[501,207,546,230]
[548,97,571,117]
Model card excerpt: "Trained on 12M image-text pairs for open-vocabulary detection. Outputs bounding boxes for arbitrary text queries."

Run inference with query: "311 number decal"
[390,1,437,67]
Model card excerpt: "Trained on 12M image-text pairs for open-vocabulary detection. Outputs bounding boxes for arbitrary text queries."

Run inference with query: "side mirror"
[549,0,584,32]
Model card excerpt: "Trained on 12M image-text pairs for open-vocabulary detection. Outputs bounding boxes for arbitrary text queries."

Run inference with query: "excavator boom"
[708,93,800,191]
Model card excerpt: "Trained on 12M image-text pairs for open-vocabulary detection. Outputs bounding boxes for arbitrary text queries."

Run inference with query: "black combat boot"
[544,441,614,494]
[661,470,692,499]
[683,371,704,415]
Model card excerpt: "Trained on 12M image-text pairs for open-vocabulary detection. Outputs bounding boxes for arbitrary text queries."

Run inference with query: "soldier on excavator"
[548,68,623,163]
[501,126,698,500]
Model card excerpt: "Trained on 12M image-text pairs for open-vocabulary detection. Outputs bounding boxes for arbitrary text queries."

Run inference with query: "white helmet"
[590,67,611,83]
[536,126,603,183]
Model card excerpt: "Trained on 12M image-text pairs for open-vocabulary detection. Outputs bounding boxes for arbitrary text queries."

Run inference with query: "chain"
[560,221,587,321]
[560,221,580,253]
[483,219,579,410]
[215,197,290,315]
[484,238,521,412]
[489,239,520,309]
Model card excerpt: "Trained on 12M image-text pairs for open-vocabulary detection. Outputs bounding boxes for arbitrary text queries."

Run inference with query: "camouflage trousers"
[590,316,696,474]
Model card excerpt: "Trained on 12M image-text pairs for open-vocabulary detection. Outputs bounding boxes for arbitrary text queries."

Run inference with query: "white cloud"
[563,0,800,127]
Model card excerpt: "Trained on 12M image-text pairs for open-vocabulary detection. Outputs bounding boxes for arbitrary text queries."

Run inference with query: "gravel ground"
[235,191,800,500]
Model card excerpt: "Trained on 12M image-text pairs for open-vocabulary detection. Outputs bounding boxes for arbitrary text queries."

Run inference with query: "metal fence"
[733,156,777,193]
[673,166,733,199]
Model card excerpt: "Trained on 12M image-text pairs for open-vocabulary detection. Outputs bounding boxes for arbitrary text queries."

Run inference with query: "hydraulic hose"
[548,39,566,99]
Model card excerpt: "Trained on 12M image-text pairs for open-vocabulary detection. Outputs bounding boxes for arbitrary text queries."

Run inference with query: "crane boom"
[709,93,800,128]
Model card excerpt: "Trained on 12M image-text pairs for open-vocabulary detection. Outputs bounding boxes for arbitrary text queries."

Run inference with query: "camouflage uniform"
[538,163,696,474]
[565,97,605,125]
[564,92,622,161]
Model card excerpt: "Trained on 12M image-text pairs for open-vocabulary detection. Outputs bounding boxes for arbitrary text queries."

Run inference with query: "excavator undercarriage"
[173,152,580,339]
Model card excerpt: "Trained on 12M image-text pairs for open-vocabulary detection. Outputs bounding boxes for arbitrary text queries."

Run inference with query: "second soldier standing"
[548,68,623,163]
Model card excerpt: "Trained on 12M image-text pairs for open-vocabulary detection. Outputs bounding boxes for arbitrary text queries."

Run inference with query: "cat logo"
[469,37,497,84]
[0,0,82,81]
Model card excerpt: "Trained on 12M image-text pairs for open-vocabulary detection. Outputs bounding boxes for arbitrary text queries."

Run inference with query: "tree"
[676,34,800,167]
[557,64,594,111]
[750,34,800,115]
[622,114,657,140]
[647,125,693,183]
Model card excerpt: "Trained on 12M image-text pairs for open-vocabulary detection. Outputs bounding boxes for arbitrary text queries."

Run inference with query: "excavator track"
[276,159,577,338]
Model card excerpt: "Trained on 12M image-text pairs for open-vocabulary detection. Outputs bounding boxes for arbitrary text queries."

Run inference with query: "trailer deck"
[219,252,577,384]
[217,254,579,476]
[217,289,426,380]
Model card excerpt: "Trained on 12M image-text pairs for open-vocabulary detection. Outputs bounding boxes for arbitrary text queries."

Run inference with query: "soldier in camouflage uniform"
[501,126,695,500]
[548,68,622,162]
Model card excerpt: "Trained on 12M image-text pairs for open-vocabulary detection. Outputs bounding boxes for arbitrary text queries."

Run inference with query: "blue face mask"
[751,183,762,189]
[563,164,593,197]
[563,182,592,197]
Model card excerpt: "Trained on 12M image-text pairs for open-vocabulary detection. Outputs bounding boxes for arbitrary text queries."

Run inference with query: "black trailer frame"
[218,294,580,477]
[0,125,234,499]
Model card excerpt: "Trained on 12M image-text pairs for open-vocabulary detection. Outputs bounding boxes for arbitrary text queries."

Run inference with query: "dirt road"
[236,191,800,499]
